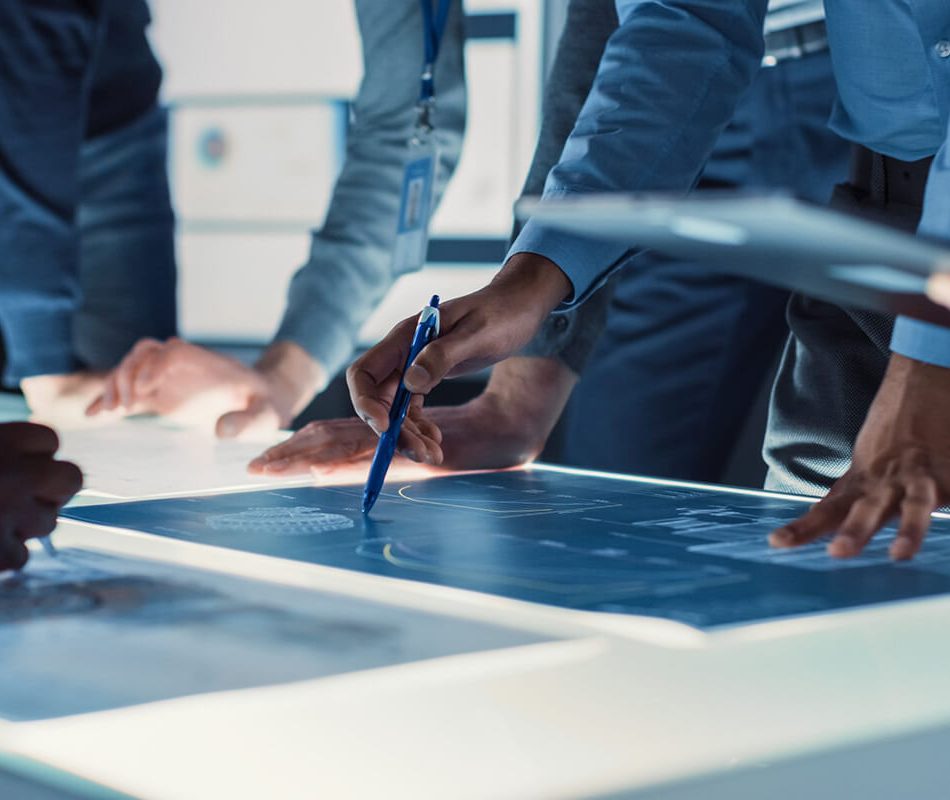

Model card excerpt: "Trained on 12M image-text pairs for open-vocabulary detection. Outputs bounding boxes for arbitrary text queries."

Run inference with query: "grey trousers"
[764,185,923,496]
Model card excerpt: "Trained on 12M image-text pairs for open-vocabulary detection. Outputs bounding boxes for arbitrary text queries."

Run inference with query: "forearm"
[893,122,950,365]
[510,0,768,304]
[274,0,466,381]
[427,355,578,469]
[254,341,329,419]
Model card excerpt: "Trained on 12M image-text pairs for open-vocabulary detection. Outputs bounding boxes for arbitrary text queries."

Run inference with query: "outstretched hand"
[0,423,82,571]
[347,254,571,435]
[251,356,577,477]
[770,354,950,560]
[86,339,324,438]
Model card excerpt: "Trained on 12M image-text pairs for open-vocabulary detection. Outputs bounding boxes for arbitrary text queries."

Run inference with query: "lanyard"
[417,0,452,130]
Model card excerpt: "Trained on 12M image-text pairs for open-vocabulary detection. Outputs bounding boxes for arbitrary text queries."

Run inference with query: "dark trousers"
[764,153,930,496]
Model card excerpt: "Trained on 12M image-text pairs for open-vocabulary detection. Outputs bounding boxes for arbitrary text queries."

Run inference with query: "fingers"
[118,339,165,409]
[0,422,59,455]
[409,404,443,445]
[248,418,378,475]
[396,414,443,466]
[891,477,938,560]
[31,459,83,506]
[347,318,417,433]
[769,493,852,549]
[827,487,898,558]
[403,313,492,394]
[0,534,28,572]
[88,338,162,415]
[14,503,59,541]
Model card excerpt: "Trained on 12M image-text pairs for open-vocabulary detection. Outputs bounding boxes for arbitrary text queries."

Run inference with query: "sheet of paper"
[54,418,302,498]
[0,545,548,721]
[63,466,950,629]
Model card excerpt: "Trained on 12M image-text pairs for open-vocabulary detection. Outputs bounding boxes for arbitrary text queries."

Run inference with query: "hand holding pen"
[360,295,441,513]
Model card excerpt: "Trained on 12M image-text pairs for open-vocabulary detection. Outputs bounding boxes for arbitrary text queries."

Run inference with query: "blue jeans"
[0,0,174,384]
[561,49,851,483]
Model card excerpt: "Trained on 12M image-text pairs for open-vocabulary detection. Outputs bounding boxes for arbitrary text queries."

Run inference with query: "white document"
[54,418,301,498]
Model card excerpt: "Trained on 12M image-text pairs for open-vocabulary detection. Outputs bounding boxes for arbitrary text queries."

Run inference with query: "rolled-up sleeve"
[891,121,950,366]
[274,0,466,381]
[508,0,768,306]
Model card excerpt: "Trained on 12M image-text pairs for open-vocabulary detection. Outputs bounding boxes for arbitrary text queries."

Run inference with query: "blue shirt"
[509,0,950,368]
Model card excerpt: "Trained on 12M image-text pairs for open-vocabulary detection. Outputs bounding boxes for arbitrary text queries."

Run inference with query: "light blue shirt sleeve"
[890,122,950,367]
[508,0,769,305]
[273,0,465,381]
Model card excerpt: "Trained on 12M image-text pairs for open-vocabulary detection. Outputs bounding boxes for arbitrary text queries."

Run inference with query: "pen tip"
[429,295,440,308]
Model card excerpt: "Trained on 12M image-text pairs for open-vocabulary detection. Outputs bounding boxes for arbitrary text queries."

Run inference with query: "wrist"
[478,356,577,447]
[255,341,328,419]
[491,252,572,314]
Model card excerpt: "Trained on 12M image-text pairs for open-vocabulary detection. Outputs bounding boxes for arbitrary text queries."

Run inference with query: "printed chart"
[64,468,950,629]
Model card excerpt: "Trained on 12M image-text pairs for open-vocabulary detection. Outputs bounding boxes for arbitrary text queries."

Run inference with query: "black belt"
[763,20,828,66]
[849,146,934,210]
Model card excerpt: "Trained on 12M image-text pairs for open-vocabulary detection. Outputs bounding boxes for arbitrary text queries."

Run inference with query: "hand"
[86,339,326,438]
[251,356,578,476]
[927,273,950,309]
[769,354,950,560]
[0,423,83,571]
[347,253,571,434]
[21,371,108,422]
[249,404,442,476]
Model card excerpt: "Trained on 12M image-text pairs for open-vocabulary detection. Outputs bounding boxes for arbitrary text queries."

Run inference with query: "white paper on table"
[53,417,303,498]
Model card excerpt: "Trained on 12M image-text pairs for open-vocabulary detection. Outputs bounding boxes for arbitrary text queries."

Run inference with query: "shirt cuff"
[507,218,629,308]
[274,287,350,388]
[890,316,950,368]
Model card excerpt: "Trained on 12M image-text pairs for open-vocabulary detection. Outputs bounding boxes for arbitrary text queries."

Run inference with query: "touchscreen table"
[64,467,950,630]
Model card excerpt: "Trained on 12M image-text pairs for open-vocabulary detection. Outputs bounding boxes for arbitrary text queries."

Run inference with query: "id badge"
[392,137,438,275]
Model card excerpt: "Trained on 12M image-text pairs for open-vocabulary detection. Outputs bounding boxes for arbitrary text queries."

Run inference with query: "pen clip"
[418,304,440,338]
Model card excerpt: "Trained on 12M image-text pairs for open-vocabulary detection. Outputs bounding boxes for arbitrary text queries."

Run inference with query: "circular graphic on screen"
[207,507,355,536]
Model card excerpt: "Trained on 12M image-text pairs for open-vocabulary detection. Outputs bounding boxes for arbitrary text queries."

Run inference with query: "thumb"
[404,318,497,394]
[215,395,279,439]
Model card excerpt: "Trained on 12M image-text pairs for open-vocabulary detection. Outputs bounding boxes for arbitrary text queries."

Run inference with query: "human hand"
[347,254,571,435]
[86,339,326,438]
[251,356,577,476]
[0,423,83,571]
[248,403,442,476]
[769,354,950,560]
[21,371,108,423]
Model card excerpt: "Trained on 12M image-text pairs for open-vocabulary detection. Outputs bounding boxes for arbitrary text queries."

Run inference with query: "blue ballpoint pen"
[362,295,440,514]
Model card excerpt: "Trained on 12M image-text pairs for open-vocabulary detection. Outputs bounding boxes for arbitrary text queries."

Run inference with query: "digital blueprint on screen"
[63,468,950,630]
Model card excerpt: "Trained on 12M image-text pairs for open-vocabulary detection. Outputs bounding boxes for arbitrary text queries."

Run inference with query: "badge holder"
[393,97,439,275]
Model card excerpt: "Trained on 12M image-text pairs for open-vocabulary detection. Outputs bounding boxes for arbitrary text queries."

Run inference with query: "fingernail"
[403,451,419,462]
[248,458,265,470]
[405,364,431,392]
[361,415,382,435]
[890,538,914,560]
[264,458,289,473]
[422,452,434,465]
